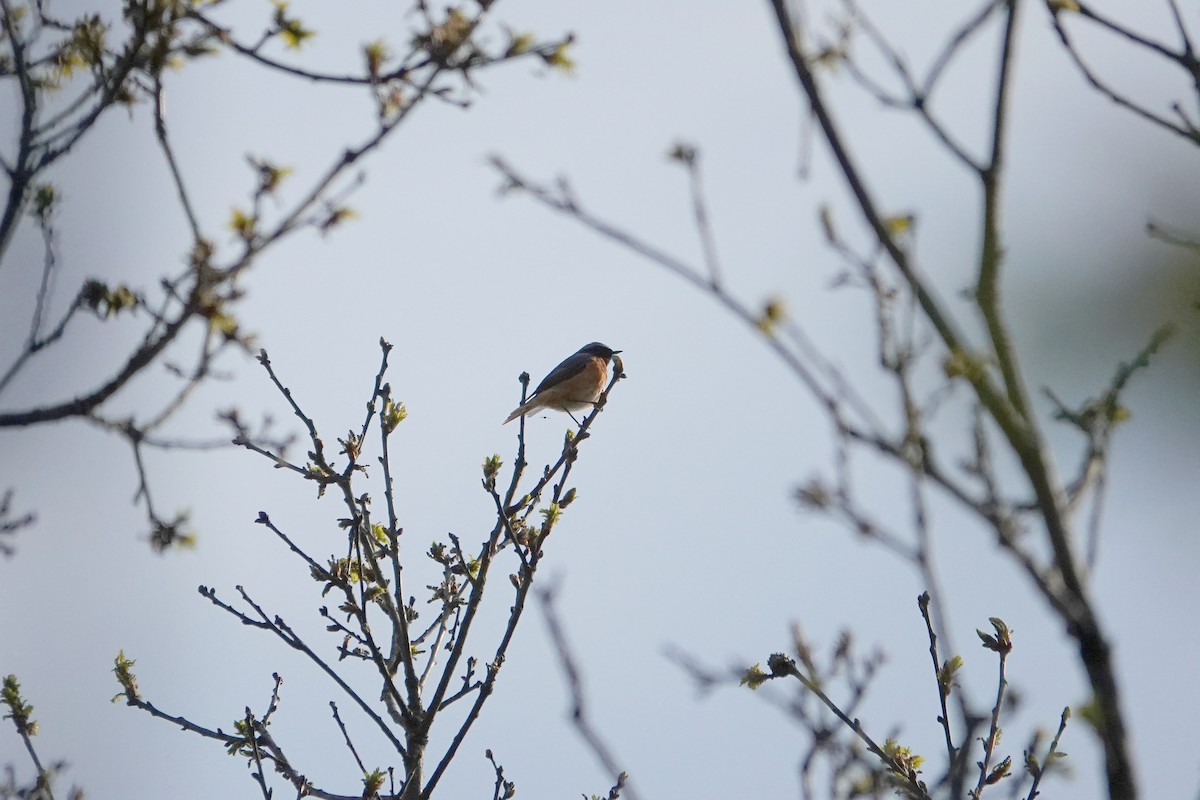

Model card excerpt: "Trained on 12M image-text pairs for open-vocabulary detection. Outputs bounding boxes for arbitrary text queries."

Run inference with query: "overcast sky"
[3,1,1199,798]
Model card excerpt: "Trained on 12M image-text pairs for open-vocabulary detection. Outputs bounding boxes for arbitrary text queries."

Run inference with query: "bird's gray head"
[578,342,621,360]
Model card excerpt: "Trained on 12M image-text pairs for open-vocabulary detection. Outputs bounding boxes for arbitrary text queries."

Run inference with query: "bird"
[503,342,621,425]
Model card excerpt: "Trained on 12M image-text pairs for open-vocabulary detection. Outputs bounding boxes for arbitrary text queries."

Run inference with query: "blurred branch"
[0,489,36,557]
[1147,220,1200,251]
[494,2,1144,797]
[777,5,1136,797]
[665,624,930,800]
[1048,1,1200,144]
[1046,326,1174,569]
[837,0,992,170]
[762,651,931,800]
[1,0,572,550]
[490,154,871,434]
[0,0,41,264]
[1023,707,1071,800]
[672,603,1068,800]
[539,583,641,800]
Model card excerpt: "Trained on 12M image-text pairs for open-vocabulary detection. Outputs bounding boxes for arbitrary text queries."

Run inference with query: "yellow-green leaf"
[542,41,575,74]
[739,663,768,690]
[883,213,915,237]
[504,29,534,57]
[756,296,786,334]
[364,39,390,76]
[229,207,256,241]
[1047,0,1080,12]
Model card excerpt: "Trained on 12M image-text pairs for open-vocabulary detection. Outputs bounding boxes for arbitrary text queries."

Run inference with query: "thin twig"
[330,702,368,774]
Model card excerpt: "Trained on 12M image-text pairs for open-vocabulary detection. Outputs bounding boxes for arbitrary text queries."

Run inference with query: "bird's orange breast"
[537,357,607,410]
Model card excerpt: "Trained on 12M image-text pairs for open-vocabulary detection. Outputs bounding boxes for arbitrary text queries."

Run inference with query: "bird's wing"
[531,353,589,397]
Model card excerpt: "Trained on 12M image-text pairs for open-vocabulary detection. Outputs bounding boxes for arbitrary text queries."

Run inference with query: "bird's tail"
[503,399,537,425]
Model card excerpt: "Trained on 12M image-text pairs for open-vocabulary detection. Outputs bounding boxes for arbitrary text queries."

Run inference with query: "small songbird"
[503,342,621,425]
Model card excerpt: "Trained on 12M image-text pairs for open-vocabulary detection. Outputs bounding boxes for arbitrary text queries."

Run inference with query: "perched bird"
[503,342,621,425]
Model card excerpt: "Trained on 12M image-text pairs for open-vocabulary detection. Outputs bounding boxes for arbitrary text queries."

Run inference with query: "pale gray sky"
[3,1,1198,798]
